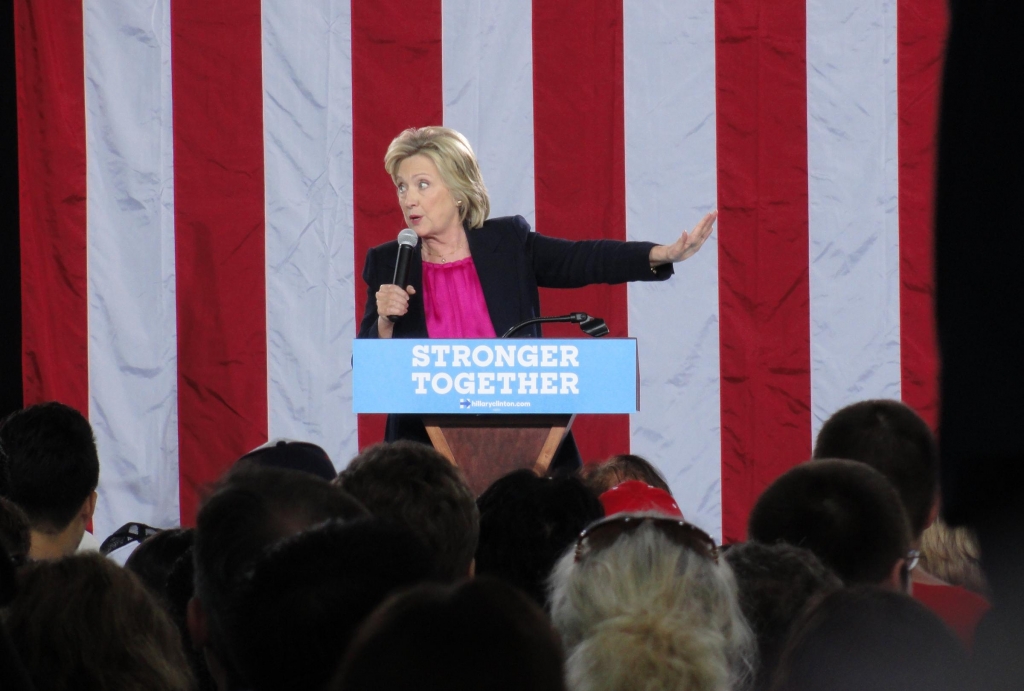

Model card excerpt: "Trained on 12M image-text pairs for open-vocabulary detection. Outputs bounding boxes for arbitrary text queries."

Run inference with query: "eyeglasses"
[574,514,719,564]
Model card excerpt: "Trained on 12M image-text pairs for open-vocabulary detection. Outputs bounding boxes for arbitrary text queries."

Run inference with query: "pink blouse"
[422,256,496,338]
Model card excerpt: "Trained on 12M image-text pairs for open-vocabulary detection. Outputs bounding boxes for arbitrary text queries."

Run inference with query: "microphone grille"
[397,228,419,247]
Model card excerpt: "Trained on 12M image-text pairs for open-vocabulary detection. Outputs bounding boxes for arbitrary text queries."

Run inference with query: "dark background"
[0,0,22,420]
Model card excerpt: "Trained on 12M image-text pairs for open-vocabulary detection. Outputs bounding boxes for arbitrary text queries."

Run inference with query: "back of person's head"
[549,515,756,691]
[193,466,367,678]
[0,497,30,566]
[770,586,968,691]
[724,542,842,691]
[748,459,912,587]
[125,527,195,604]
[5,553,192,691]
[919,516,988,595]
[333,577,565,691]
[337,441,479,580]
[476,469,603,607]
[234,439,337,481]
[0,401,99,532]
[227,519,436,691]
[165,546,217,691]
[813,399,938,538]
[582,453,671,496]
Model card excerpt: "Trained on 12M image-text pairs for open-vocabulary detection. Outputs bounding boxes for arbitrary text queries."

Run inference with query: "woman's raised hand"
[375,284,416,338]
[649,210,717,266]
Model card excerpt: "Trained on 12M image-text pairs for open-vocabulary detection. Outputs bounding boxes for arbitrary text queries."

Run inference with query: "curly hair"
[549,519,756,691]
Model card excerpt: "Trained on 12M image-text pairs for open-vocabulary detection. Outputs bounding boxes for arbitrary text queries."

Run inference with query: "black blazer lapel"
[467,223,523,336]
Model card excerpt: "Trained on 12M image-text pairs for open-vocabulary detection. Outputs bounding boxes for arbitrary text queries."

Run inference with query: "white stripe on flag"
[262,0,358,469]
[85,0,179,537]
[807,0,901,440]
[442,0,535,225]
[624,0,722,539]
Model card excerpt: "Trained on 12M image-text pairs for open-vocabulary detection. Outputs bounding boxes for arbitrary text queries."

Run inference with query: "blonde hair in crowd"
[384,127,491,229]
[548,520,756,691]
[919,516,989,596]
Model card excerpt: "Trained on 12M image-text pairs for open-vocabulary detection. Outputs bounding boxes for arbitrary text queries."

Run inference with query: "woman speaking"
[358,127,715,466]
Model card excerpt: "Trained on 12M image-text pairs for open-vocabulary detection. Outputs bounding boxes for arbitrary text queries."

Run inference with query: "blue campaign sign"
[353,339,639,414]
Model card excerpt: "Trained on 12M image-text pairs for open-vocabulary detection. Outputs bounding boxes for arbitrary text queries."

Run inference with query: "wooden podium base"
[422,414,575,496]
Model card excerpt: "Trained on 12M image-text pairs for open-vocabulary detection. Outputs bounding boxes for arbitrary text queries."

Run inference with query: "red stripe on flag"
[171,2,268,523]
[14,1,88,415]
[716,0,812,542]
[532,0,629,464]
[351,0,443,451]
[898,0,947,430]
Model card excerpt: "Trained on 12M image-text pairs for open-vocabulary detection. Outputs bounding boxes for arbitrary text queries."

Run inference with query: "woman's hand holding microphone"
[375,284,416,338]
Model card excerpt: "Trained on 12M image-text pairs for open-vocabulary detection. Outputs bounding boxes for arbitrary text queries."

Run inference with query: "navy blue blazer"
[357,215,673,339]
[357,215,674,464]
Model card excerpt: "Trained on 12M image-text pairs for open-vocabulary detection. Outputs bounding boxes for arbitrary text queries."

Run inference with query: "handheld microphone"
[388,228,419,323]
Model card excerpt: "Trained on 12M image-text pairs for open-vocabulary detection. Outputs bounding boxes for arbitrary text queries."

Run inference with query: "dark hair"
[194,466,367,672]
[227,519,436,691]
[476,469,603,607]
[165,546,217,691]
[5,553,192,691]
[234,440,337,481]
[724,542,843,691]
[748,459,911,585]
[333,577,565,691]
[0,402,99,530]
[337,441,479,581]
[582,454,671,495]
[813,400,938,537]
[125,528,195,604]
[0,497,30,567]
[770,586,968,691]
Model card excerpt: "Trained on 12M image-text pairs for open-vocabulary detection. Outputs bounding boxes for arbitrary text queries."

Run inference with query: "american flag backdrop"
[13,0,946,543]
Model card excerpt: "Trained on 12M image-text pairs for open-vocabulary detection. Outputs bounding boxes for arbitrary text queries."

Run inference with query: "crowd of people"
[0,398,1004,691]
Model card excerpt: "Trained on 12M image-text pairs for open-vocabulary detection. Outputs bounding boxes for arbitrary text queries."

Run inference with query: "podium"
[353,339,639,495]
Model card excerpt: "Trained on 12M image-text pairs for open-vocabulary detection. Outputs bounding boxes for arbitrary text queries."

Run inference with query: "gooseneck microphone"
[501,313,610,338]
[388,228,419,323]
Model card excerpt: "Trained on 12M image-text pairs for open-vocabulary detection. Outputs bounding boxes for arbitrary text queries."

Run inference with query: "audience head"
[748,459,912,588]
[549,514,756,691]
[770,586,968,691]
[5,553,192,691]
[919,516,988,595]
[724,542,843,691]
[582,453,671,496]
[337,441,479,581]
[476,469,604,607]
[226,518,436,691]
[384,127,490,229]
[813,399,939,539]
[125,527,195,604]
[599,480,683,518]
[234,439,337,481]
[0,496,30,567]
[192,466,367,686]
[334,577,565,691]
[0,401,99,558]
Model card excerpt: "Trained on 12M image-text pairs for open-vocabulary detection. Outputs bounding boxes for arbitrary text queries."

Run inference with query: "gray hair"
[548,520,756,691]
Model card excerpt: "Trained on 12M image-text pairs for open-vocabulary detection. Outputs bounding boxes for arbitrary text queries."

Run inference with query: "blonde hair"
[919,517,989,596]
[384,127,490,229]
[548,520,756,691]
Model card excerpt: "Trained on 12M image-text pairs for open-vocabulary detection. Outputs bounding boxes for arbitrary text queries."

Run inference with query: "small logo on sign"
[459,399,471,409]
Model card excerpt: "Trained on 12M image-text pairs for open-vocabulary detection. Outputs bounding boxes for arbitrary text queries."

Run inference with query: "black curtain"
[0,0,22,419]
